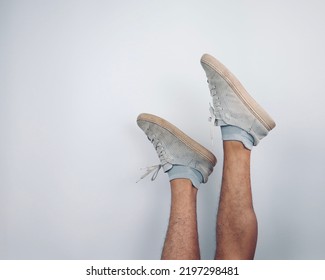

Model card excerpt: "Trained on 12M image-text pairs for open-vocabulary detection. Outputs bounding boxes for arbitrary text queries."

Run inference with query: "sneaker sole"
[137,113,217,166]
[201,54,276,131]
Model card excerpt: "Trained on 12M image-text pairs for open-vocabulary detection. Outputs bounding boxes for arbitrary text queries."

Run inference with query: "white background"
[1,0,325,259]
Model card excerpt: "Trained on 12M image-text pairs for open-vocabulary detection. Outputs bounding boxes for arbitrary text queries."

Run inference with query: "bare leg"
[215,141,257,260]
[161,179,200,260]
[137,113,216,260]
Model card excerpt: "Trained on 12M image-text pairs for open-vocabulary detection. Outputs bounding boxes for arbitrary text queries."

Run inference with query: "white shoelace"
[209,103,216,146]
[136,164,162,183]
[208,99,224,148]
[137,133,168,183]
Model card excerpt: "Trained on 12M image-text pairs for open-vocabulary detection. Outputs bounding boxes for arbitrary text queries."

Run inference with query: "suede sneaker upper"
[201,53,276,146]
[137,113,216,183]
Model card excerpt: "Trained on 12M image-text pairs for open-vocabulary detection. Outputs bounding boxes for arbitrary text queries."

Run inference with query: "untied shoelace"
[136,164,162,183]
[137,134,167,183]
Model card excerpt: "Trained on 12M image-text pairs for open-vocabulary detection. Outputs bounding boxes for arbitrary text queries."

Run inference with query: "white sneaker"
[201,54,276,145]
[137,113,217,183]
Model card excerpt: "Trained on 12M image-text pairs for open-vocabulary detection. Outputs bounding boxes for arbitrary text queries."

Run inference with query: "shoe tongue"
[162,163,173,172]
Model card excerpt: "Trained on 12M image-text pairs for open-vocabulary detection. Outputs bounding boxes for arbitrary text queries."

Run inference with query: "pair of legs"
[137,53,275,260]
[162,141,256,260]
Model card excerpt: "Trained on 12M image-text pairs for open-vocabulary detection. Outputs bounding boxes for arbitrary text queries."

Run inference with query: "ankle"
[170,179,198,195]
[224,140,249,150]
[223,141,251,158]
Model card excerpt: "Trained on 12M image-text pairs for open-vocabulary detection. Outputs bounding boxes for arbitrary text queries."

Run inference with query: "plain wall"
[1,0,325,259]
